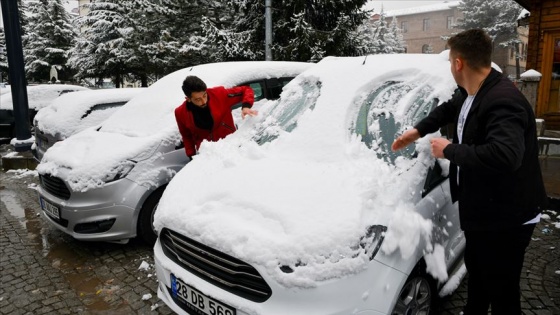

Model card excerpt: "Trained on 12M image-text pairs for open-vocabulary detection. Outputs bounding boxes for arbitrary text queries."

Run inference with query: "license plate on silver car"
[171,274,236,315]
[40,197,60,220]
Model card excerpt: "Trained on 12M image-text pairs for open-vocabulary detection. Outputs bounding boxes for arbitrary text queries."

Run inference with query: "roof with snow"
[385,1,461,17]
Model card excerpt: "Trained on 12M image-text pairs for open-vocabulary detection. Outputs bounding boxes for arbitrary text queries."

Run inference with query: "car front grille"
[39,174,71,200]
[160,228,272,303]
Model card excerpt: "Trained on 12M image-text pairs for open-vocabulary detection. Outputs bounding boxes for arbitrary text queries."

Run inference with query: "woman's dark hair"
[447,29,492,70]
[182,76,207,97]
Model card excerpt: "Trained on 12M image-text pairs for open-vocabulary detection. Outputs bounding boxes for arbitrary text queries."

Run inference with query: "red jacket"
[174,86,254,157]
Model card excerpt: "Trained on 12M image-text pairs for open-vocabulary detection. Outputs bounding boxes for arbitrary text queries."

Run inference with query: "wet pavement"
[0,144,559,315]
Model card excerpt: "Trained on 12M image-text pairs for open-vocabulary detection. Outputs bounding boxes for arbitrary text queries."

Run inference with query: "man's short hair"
[182,76,207,97]
[448,29,492,70]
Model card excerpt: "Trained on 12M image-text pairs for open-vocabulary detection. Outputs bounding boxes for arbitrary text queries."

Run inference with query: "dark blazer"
[415,68,547,231]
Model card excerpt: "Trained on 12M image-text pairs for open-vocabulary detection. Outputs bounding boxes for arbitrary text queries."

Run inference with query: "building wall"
[391,7,462,53]
[382,2,528,79]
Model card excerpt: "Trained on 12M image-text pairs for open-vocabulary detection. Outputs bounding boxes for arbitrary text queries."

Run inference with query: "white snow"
[384,1,461,17]
[520,69,542,78]
[0,84,89,110]
[138,261,150,271]
[37,61,313,192]
[154,52,458,287]
[34,88,145,138]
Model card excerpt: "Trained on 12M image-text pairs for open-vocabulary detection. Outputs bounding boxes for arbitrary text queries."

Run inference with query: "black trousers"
[463,223,536,315]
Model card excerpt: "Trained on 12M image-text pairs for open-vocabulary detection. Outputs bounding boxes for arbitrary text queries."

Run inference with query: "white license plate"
[40,197,60,220]
[171,274,236,315]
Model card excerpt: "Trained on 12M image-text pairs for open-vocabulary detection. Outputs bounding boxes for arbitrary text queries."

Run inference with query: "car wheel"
[392,268,437,315]
[137,186,166,245]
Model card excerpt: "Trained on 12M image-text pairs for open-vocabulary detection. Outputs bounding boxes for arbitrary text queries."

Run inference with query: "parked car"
[0,84,89,139]
[36,61,313,244]
[32,88,146,161]
[153,52,465,314]
[0,83,9,95]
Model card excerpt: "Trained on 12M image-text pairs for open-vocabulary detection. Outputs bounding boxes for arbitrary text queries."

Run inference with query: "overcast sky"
[365,0,455,13]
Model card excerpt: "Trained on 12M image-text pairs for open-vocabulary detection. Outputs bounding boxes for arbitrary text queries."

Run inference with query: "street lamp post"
[1,0,31,151]
[265,0,272,61]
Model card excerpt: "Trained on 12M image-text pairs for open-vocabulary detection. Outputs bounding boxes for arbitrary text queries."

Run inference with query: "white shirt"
[455,94,540,225]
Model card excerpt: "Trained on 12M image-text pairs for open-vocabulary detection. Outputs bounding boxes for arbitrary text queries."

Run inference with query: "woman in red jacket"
[174,76,258,158]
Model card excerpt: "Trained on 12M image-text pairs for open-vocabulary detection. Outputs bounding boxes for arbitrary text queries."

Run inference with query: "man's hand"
[430,138,451,158]
[241,107,258,119]
[392,128,420,151]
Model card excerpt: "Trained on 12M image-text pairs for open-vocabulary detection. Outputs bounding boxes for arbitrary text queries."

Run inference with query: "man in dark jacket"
[175,76,257,158]
[392,29,547,315]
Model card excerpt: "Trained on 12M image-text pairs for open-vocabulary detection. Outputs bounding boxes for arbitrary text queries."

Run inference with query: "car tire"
[391,261,438,315]
[137,186,166,245]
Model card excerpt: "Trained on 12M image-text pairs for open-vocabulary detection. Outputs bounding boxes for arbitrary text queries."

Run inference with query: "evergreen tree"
[355,13,406,55]
[23,0,76,83]
[68,0,136,87]
[134,0,229,73]
[204,0,370,62]
[0,27,7,82]
[455,0,524,77]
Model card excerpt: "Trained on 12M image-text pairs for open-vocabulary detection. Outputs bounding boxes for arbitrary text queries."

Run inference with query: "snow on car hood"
[37,61,313,191]
[154,52,458,288]
[34,88,146,138]
[0,84,89,110]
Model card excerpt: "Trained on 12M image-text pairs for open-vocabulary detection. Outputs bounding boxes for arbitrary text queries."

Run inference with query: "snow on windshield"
[154,53,458,287]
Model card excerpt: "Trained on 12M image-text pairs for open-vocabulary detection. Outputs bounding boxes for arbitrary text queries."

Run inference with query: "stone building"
[372,1,529,80]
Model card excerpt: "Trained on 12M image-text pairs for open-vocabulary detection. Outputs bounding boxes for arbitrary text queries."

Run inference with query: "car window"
[253,78,321,145]
[352,81,438,164]
[80,101,128,119]
[249,82,265,102]
[59,89,79,96]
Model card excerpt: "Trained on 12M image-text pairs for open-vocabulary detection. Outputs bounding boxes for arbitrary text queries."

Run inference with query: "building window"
[447,16,454,29]
[401,21,408,33]
[423,19,430,31]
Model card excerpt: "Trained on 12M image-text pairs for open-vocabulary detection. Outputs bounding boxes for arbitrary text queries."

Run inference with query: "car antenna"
[362,55,368,65]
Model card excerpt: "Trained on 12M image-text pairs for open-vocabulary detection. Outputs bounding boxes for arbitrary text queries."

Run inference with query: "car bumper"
[37,177,150,242]
[154,236,407,315]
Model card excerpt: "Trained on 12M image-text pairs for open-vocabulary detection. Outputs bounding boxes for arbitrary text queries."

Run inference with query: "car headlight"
[102,161,135,183]
[279,225,387,274]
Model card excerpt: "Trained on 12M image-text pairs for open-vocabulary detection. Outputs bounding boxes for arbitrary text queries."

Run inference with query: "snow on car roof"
[0,84,89,110]
[37,61,313,191]
[34,88,146,138]
[100,61,314,137]
[154,52,458,287]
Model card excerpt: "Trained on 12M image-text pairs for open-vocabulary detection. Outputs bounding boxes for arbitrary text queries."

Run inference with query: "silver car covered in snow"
[36,61,313,244]
[33,88,146,161]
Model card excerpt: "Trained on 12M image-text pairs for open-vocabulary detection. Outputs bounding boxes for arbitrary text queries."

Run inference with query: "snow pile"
[155,53,457,287]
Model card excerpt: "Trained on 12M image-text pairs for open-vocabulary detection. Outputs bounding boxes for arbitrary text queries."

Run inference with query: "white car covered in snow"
[153,52,466,314]
[32,88,146,161]
[0,84,89,139]
[35,61,313,244]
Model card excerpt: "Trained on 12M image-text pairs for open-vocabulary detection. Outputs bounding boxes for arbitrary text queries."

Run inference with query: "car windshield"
[351,81,438,164]
[252,77,321,145]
